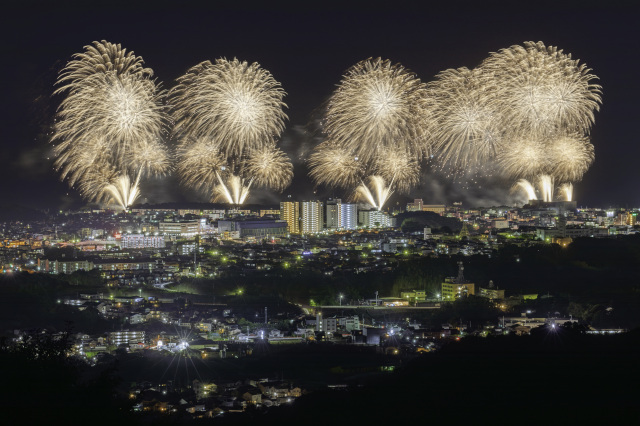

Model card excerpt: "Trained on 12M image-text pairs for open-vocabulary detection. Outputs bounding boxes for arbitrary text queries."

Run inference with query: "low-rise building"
[441,261,475,301]
[109,330,145,347]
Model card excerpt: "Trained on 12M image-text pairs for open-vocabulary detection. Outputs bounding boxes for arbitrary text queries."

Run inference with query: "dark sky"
[1,1,637,211]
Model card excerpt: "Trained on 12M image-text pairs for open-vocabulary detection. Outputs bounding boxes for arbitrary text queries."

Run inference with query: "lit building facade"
[120,234,165,249]
[441,261,475,301]
[43,259,95,274]
[423,204,446,215]
[406,199,423,212]
[301,201,323,234]
[218,219,288,238]
[259,209,280,217]
[159,221,200,237]
[326,199,357,230]
[109,330,145,346]
[358,210,391,228]
[280,201,300,234]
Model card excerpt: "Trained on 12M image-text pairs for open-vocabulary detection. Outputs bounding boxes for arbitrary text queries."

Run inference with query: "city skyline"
[2,2,639,211]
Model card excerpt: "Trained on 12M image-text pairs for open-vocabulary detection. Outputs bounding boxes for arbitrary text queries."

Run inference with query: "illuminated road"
[315,305,440,310]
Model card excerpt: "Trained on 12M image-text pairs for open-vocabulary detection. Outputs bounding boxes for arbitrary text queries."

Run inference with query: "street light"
[339,294,343,306]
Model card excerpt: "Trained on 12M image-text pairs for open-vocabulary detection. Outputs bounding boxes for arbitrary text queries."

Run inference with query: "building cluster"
[279,199,390,234]
[128,377,303,418]
[2,200,639,281]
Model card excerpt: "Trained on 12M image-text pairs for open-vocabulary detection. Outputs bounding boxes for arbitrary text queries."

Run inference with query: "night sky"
[2,1,638,211]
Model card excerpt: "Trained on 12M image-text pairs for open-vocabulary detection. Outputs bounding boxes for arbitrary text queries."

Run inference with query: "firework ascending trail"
[214,174,250,205]
[51,41,170,210]
[172,58,292,205]
[309,58,430,210]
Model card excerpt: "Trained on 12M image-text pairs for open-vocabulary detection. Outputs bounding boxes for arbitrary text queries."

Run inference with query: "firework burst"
[497,137,548,179]
[307,142,362,189]
[324,58,432,164]
[173,59,291,204]
[429,41,601,199]
[55,40,153,94]
[428,67,503,173]
[243,146,293,192]
[548,133,595,182]
[309,58,429,209]
[171,58,287,158]
[373,150,421,194]
[51,41,170,210]
[175,138,227,193]
[481,41,602,138]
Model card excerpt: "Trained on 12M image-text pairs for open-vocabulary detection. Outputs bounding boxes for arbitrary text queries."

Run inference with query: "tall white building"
[326,199,341,229]
[301,201,323,234]
[326,199,358,230]
[340,203,358,230]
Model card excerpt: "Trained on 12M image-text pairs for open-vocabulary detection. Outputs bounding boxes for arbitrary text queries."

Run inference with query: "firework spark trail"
[173,58,292,205]
[104,174,141,209]
[559,182,573,202]
[513,179,538,201]
[539,174,555,202]
[355,176,393,211]
[214,174,251,205]
[51,41,170,210]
